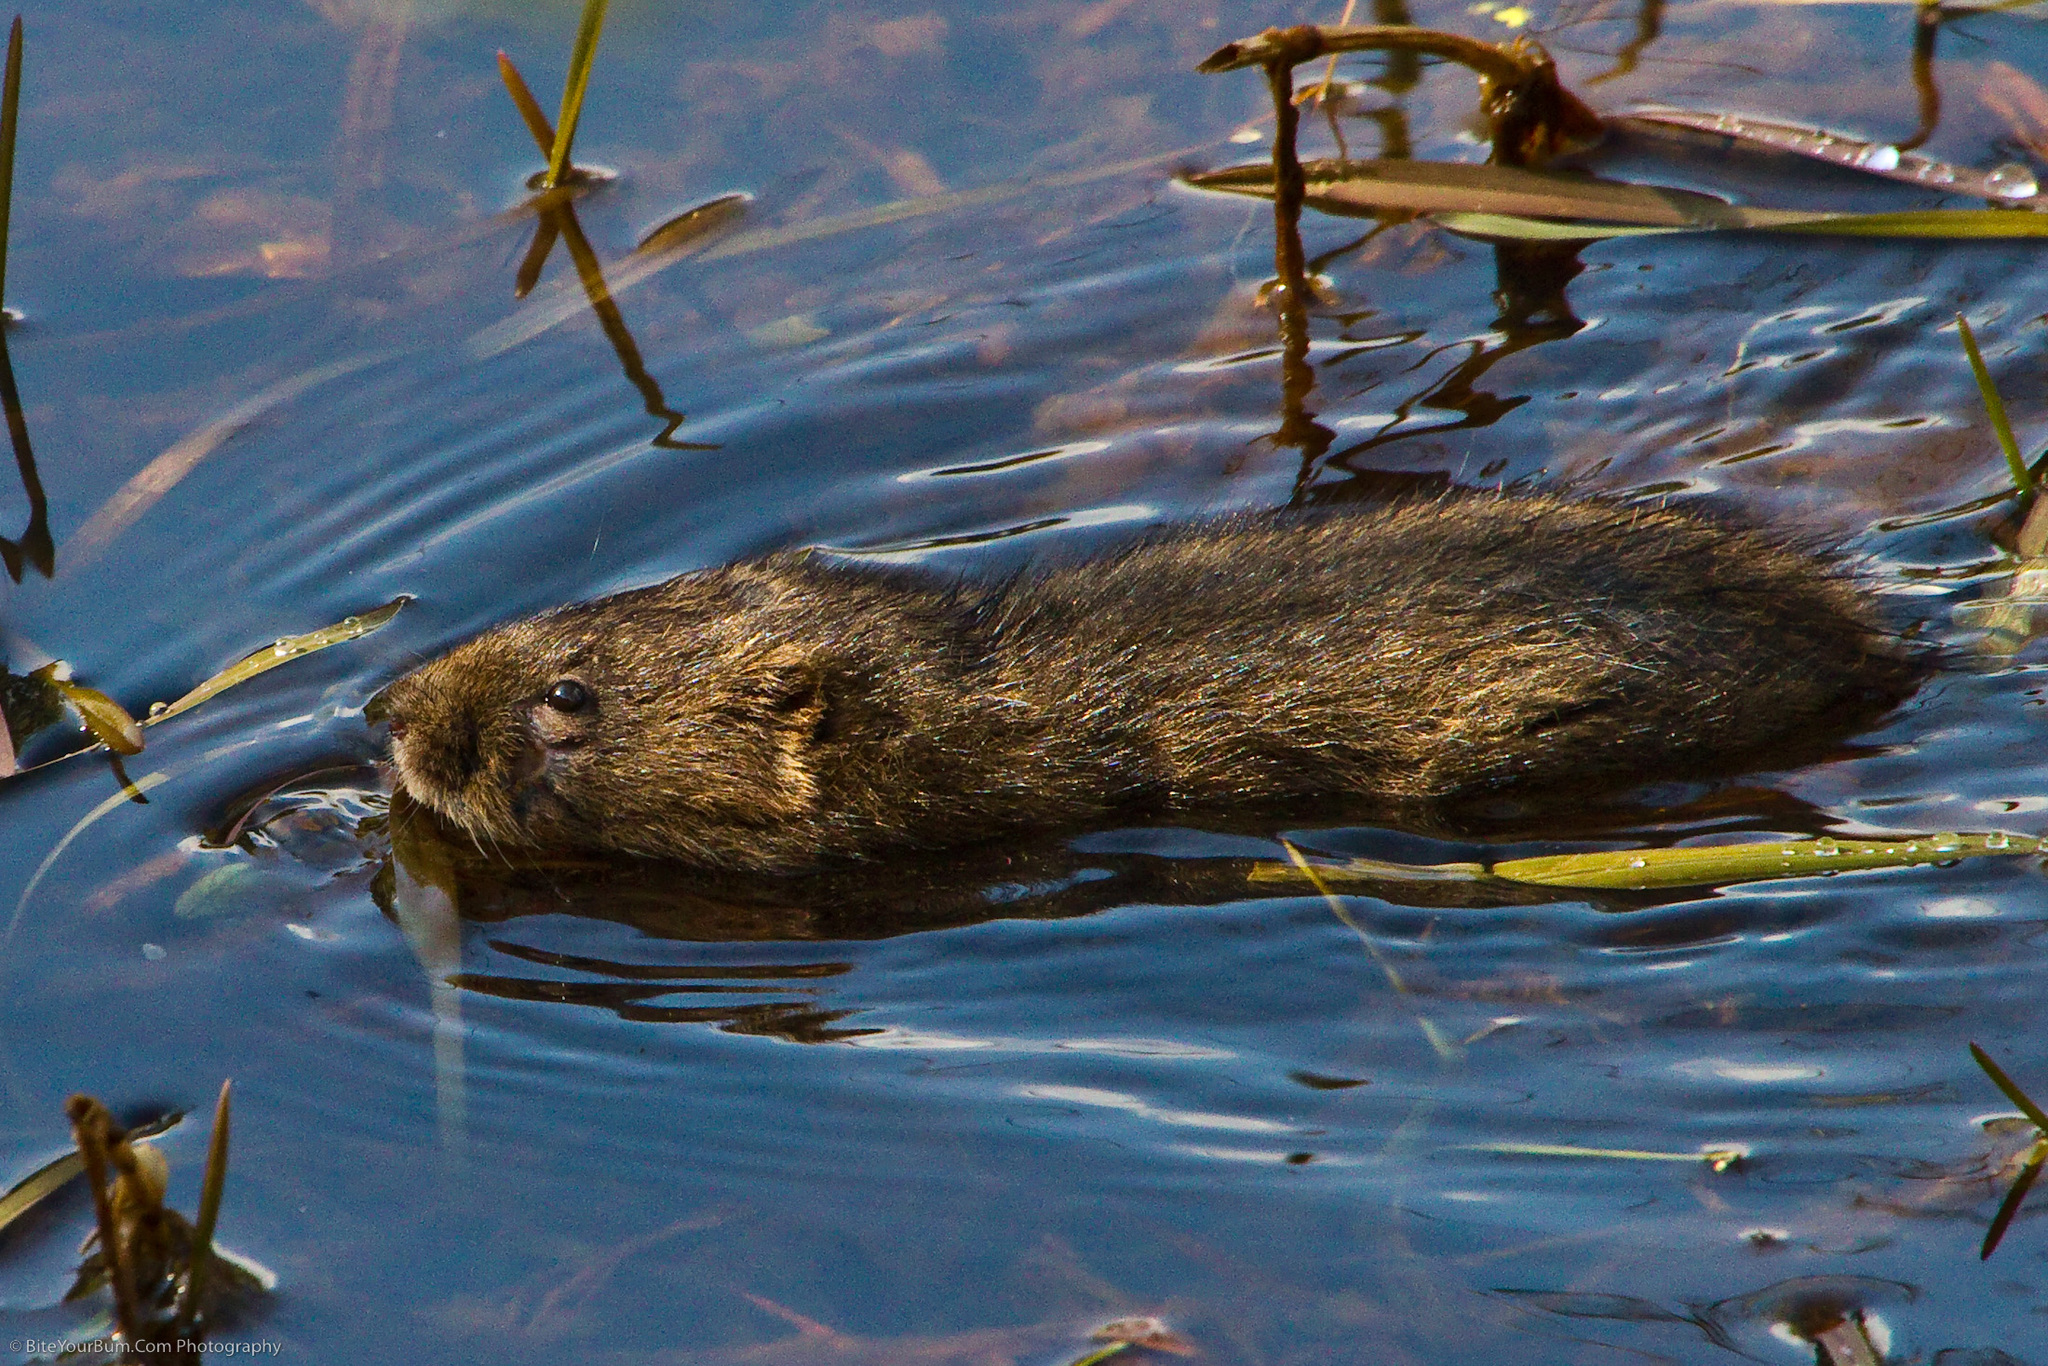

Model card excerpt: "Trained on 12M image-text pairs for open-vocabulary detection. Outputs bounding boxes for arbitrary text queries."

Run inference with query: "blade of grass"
[146,597,407,726]
[546,0,609,188]
[1957,315,2033,493]
[0,1149,83,1236]
[1457,1141,1746,1171]
[173,1080,231,1334]
[1982,1139,2048,1259]
[1436,206,2048,240]
[0,15,25,313]
[496,50,554,158]
[1494,833,2032,889]
[1250,832,2038,891]
[1971,1043,2048,1130]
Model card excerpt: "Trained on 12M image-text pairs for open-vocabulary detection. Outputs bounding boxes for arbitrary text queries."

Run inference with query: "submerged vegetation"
[0,1086,266,1358]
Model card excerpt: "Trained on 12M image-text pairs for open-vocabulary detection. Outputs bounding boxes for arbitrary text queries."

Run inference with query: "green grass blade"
[1971,1043,2048,1130]
[0,16,24,313]
[1957,315,2033,493]
[174,1080,231,1332]
[496,50,555,158]
[546,0,609,188]
[0,1149,83,1236]
[1982,1141,2047,1260]
[1494,833,2033,889]
[1254,833,2038,891]
[147,597,407,726]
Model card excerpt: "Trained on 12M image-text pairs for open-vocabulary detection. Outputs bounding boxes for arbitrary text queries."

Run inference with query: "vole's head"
[380,570,849,870]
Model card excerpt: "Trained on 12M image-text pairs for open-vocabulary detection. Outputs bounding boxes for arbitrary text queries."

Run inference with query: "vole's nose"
[387,718,409,740]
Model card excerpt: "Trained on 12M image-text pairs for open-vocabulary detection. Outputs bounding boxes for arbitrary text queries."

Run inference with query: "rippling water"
[6,0,2048,1361]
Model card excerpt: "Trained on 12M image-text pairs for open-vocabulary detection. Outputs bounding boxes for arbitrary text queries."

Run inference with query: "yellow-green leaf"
[33,666,143,755]
[635,193,749,258]
[1493,833,2036,889]
[147,597,407,727]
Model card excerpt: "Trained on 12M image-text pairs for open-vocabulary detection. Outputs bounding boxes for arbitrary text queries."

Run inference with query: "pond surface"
[5,0,2048,1360]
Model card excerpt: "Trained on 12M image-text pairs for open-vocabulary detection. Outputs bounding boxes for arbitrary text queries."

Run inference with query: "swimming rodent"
[381,493,1914,873]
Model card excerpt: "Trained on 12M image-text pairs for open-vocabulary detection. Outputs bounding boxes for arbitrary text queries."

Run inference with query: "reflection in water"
[0,326,50,582]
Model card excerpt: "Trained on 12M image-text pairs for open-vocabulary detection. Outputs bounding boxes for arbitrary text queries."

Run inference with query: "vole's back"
[986,495,1902,803]
[382,492,1914,872]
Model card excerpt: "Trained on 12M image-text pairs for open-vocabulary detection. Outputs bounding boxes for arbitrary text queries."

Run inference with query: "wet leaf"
[147,597,407,726]
[635,192,749,258]
[1251,833,2038,892]
[1620,107,2041,204]
[1460,1141,1747,1171]
[0,1149,83,1236]
[1491,832,2036,889]
[34,666,143,755]
[1185,158,1736,227]
[1437,206,2048,241]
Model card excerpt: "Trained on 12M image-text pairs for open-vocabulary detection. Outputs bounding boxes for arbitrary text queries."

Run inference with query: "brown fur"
[381,494,1914,873]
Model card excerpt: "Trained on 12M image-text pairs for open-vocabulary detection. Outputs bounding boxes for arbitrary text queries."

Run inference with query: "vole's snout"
[387,717,409,740]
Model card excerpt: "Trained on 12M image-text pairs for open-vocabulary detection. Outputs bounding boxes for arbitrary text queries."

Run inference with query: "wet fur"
[381,493,1914,873]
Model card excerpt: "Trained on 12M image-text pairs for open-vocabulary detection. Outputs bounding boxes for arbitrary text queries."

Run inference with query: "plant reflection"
[497,47,716,451]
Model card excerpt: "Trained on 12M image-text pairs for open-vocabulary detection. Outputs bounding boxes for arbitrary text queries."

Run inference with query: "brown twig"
[66,1097,145,1345]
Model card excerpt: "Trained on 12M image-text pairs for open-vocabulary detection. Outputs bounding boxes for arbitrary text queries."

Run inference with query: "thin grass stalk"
[496,51,555,158]
[1956,315,2032,494]
[0,16,24,313]
[174,1080,231,1334]
[547,0,610,188]
[1971,1043,2048,1129]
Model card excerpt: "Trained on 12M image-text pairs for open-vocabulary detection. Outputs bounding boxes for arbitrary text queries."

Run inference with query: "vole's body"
[383,495,1909,872]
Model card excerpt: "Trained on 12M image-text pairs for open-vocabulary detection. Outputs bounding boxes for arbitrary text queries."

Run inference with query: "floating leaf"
[1252,832,2038,892]
[1460,1141,1746,1171]
[636,193,750,258]
[34,665,143,755]
[1185,158,1739,227]
[0,1149,83,1237]
[1247,852,1486,885]
[146,597,407,727]
[1186,159,2048,240]
[1494,832,2034,888]
[1619,107,2041,204]
[1439,206,2048,241]
[1956,314,2033,493]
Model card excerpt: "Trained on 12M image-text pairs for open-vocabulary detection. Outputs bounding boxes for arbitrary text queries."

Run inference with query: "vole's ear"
[745,643,843,742]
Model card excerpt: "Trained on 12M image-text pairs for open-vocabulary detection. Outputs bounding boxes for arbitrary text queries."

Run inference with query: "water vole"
[381,494,1913,872]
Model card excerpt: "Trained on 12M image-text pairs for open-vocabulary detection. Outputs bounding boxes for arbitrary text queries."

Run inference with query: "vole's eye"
[545,679,592,713]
